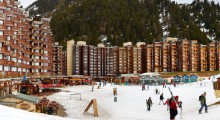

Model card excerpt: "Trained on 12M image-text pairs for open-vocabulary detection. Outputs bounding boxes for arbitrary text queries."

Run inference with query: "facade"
[68,39,220,77]
[52,42,63,76]
[0,0,53,78]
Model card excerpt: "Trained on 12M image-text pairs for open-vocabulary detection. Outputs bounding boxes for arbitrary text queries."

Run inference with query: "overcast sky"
[19,0,36,8]
[19,0,220,8]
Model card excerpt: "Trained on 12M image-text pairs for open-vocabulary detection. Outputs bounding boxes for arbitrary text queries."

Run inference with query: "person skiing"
[142,84,146,91]
[155,88,158,94]
[169,96,180,120]
[199,92,208,114]
[146,97,153,111]
[164,98,170,111]
[159,93,165,105]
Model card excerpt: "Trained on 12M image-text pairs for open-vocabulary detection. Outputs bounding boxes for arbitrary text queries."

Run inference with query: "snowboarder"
[169,96,180,120]
[199,92,208,114]
[159,93,165,105]
[164,98,170,111]
[146,97,153,111]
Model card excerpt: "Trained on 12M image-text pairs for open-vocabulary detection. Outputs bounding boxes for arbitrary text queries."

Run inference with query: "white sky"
[19,0,220,9]
[19,0,36,8]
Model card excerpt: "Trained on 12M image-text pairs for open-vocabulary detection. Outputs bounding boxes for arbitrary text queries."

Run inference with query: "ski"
[168,87,179,107]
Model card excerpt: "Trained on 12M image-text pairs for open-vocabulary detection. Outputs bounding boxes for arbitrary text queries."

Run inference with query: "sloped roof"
[16,93,39,104]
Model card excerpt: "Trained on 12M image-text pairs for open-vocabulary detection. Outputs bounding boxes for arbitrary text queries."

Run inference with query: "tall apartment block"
[0,0,53,78]
[68,38,220,77]
[52,42,63,76]
[62,51,67,75]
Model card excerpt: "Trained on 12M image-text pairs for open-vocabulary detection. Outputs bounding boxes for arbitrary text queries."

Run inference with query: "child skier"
[146,97,153,111]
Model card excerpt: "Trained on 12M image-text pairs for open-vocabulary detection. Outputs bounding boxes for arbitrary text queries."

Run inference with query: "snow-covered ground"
[1,80,220,120]
[47,81,220,120]
[0,104,72,120]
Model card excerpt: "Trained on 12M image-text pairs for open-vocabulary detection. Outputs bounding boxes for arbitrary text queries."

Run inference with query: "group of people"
[146,91,208,120]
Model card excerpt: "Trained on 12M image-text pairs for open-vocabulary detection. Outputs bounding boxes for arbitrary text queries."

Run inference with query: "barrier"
[70,93,81,100]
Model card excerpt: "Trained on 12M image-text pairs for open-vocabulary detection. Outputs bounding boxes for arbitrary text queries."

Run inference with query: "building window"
[4,66,9,71]
[0,65,2,71]
[0,54,3,59]
[11,67,17,72]
[0,31,3,36]
[0,20,3,24]
[7,36,10,40]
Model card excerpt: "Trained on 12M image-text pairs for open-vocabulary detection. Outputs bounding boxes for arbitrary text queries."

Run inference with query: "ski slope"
[0,80,219,120]
[47,81,220,120]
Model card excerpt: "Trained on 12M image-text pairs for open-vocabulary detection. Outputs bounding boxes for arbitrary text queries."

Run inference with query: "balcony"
[14,0,21,5]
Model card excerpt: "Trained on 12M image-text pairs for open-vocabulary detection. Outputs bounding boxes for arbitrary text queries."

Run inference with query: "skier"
[146,97,153,111]
[169,96,180,120]
[199,92,208,114]
[142,84,146,91]
[164,98,170,111]
[155,88,158,94]
[147,84,149,90]
[159,93,165,105]
[162,82,165,88]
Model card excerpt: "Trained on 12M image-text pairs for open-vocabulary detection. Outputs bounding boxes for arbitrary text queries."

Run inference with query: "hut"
[0,93,40,112]
[182,74,190,83]
[139,73,166,85]
[173,75,181,83]
[189,74,198,82]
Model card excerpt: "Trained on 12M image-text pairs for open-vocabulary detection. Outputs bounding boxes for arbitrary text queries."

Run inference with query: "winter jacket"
[200,95,206,105]
[169,99,180,110]
[147,99,152,105]
[160,95,164,100]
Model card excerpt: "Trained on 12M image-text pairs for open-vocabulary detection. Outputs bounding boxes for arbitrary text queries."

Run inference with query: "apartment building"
[52,42,63,76]
[62,51,67,75]
[0,0,53,78]
[68,39,220,77]
[71,41,118,77]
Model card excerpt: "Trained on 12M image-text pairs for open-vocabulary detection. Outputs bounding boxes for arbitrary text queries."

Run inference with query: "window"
[11,67,17,72]
[7,46,10,50]
[4,66,9,71]
[0,31,3,36]
[7,36,10,40]
[12,58,17,62]
[0,54,3,59]
[0,65,2,71]
[35,62,39,66]
[0,20,3,24]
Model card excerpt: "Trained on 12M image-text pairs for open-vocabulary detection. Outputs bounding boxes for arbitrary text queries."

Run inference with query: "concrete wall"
[67,40,75,75]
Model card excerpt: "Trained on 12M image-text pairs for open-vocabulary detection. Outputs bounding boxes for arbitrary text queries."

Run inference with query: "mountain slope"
[27,0,220,47]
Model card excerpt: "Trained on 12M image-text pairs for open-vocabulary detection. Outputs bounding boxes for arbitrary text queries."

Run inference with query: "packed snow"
[47,81,220,120]
[1,80,220,120]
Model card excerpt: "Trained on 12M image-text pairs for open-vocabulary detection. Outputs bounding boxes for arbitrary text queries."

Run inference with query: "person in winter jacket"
[169,96,180,120]
[199,92,208,114]
[159,93,164,105]
[164,98,170,111]
[146,97,153,111]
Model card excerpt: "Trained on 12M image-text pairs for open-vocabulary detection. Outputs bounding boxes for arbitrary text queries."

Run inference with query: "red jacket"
[170,100,180,110]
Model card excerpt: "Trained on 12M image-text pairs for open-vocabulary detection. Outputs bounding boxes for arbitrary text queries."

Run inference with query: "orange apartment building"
[0,0,53,78]
[68,39,220,77]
